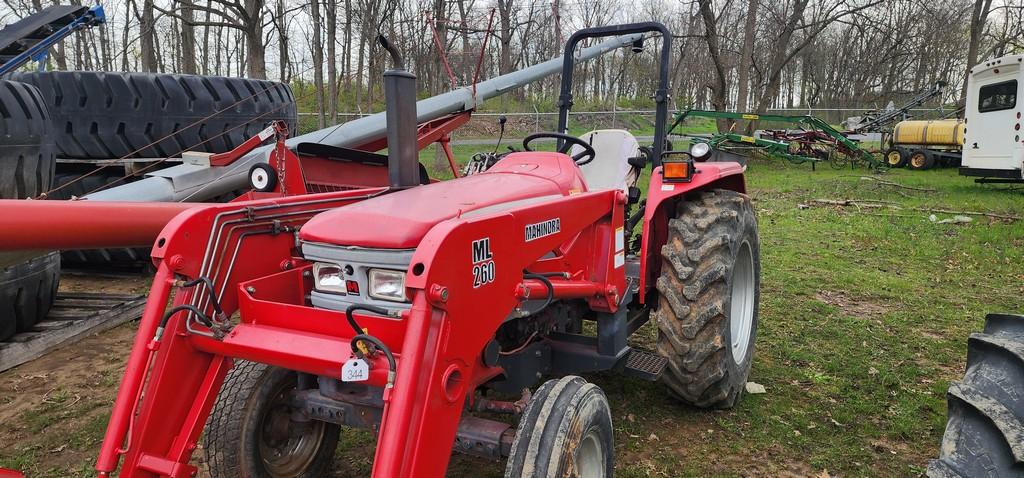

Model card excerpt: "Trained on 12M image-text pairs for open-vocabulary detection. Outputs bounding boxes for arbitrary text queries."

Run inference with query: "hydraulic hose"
[344,303,397,388]
[522,272,555,316]
[155,304,212,341]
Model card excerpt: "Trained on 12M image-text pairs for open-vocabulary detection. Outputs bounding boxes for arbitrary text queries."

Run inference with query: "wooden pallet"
[0,292,146,373]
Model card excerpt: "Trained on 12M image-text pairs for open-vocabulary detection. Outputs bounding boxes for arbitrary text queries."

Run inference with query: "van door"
[964,66,1021,170]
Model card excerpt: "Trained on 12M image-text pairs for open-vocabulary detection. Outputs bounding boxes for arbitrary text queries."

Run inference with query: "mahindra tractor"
[84,23,760,477]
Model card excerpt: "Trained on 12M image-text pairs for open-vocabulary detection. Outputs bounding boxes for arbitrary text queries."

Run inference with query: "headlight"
[368,269,406,302]
[313,262,346,293]
[690,141,711,160]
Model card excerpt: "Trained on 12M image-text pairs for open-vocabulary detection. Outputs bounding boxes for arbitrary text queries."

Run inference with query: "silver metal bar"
[84,33,644,203]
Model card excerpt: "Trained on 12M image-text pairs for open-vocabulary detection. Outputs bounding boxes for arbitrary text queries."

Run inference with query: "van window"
[978,80,1017,113]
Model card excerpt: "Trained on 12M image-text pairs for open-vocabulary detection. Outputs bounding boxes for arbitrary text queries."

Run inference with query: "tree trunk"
[343,0,351,93]
[139,0,158,72]
[327,0,338,123]
[244,0,267,78]
[311,0,326,128]
[736,0,759,131]
[276,0,289,82]
[179,0,198,74]
[497,0,514,75]
[961,0,994,103]
[698,0,730,131]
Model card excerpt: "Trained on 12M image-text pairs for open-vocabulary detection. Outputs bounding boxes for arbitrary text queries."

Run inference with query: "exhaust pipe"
[379,35,420,189]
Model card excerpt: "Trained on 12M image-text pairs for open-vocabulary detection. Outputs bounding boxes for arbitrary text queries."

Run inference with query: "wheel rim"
[887,151,901,166]
[911,154,925,168]
[257,379,327,477]
[575,428,605,478]
[729,241,755,365]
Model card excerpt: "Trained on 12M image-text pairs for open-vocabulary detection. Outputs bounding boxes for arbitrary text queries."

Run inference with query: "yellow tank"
[893,119,964,147]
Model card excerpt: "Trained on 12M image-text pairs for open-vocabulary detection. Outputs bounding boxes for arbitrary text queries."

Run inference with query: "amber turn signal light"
[662,154,695,183]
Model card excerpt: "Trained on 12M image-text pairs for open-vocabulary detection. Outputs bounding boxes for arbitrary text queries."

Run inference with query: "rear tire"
[0,80,59,341]
[10,71,297,159]
[655,189,760,408]
[908,149,936,170]
[204,361,340,478]
[505,376,613,478]
[927,313,1024,477]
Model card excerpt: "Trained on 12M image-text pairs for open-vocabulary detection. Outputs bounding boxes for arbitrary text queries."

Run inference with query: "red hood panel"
[299,152,586,249]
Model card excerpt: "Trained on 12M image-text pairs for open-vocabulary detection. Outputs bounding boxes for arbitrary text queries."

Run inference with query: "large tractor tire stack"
[11,71,298,267]
[0,80,59,341]
[0,71,297,339]
[10,72,297,159]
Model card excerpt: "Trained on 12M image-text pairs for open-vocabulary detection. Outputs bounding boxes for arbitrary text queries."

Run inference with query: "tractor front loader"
[0,23,760,477]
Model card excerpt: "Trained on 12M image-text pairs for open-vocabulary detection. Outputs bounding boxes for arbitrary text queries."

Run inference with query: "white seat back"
[570,129,641,192]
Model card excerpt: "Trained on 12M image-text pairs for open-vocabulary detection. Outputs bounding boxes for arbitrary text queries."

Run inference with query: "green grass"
[0,150,1020,477]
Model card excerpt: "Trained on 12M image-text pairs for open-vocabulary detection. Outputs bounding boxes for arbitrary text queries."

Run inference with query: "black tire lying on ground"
[0,80,55,199]
[927,313,1024,477]
[0,253,60,341]
[10,71,297,159]
[0,79,59,341]
[655,189,761,409]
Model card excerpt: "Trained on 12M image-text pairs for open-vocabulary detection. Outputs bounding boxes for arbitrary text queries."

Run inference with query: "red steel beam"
[0,200,197,251]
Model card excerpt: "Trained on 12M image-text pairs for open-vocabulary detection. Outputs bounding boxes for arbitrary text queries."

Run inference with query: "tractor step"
[622,348,668,381]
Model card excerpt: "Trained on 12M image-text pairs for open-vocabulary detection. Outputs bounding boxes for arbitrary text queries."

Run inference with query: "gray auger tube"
[85,33,644,202]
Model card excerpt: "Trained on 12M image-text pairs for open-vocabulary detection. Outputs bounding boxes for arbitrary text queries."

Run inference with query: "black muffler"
[378,35,420,189]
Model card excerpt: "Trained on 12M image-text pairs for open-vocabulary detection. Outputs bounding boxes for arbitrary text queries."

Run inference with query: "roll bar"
[556,22,672,167]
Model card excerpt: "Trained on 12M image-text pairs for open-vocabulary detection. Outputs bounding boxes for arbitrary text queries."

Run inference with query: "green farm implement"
[670,109,883,169]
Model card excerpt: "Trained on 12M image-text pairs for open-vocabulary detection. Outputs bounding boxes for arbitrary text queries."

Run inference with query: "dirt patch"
[815,290,890,318]
[0,323,136,476]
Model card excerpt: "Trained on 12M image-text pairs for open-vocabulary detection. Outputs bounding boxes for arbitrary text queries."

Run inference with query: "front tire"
[505,376,614,478]
[927,313,1024,477]
[655,189,760,408]
[204,361,340,478]
[885,147,907,168]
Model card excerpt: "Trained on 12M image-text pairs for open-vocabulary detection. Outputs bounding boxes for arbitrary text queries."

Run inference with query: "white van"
[961,54,1024,183]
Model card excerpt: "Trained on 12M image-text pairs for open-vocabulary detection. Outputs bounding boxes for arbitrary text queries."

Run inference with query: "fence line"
[297,107,956,117]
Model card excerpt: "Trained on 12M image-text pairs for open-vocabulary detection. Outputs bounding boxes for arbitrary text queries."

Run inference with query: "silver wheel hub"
[730,240,755,364]
[575,428,605,478]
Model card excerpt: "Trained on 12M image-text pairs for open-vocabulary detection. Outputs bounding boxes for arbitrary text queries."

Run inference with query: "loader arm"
[96,185,625,477]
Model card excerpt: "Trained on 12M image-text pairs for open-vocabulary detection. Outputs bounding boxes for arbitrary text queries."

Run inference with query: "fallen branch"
[808,199,1022,221]
[810,199,894,209]
[912,207,1022,221]
[848,175,936,192]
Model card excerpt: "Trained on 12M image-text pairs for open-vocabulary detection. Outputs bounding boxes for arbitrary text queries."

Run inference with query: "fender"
[637,161,747,301]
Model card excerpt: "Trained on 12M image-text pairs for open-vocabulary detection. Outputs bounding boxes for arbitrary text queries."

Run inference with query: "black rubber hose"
[180,277,225,318]
[344,303,390,336]
[155,304,212,341]
[522,272,555,316]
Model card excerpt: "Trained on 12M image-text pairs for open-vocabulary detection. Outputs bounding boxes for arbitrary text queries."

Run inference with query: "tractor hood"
[299,152,587,249]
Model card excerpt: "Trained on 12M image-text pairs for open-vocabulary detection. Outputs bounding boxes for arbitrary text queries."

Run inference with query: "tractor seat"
[570,129,641,192]
[300,152,587,249]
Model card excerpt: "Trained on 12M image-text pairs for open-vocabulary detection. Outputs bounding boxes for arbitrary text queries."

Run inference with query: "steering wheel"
[522,132,597,165]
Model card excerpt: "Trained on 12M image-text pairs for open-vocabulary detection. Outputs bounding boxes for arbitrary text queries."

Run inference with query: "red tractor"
[93,23,760,477]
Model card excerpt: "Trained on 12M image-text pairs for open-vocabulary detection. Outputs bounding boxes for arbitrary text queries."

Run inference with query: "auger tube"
[83,33,645,203]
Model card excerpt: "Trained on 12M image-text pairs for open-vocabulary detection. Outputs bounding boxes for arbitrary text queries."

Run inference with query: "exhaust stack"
[379,35,420,189]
